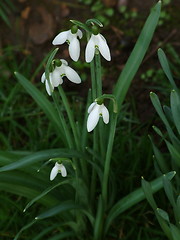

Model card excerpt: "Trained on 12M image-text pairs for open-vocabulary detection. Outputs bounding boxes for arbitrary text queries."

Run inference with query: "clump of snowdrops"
[0,2,176,240]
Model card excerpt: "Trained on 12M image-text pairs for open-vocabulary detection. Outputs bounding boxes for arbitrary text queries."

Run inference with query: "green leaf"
[141,177,157,210]
[150,92,170,128]
[0,7,11,27]
[86,18,103,27]
[14,220,37,240]
[165,140,180,167]
[163,105,173,124]
[32,224,60,240]
[149,135,169,173]
[150,92,180,149]
[94,195,104,240]
[155,209,172,239]
[23,179,72,212]
[170,224,180,240]
[158,48,178,91]
[156,208,170,223]
[0,172,58,206]
[45,48,59,81]
[152,125,164,138]
[176,195,180,222]
[105,171,176,233]
[47,231,75,240]
[70,19,90,32]
[0,148,81,172]
[170,90,180,135]
[35,201,81,220]
[114,1,161,111]
[163,174,176,208]
[14,72,67,144]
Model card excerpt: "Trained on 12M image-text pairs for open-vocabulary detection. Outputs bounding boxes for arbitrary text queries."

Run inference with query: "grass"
[0,68,165,239]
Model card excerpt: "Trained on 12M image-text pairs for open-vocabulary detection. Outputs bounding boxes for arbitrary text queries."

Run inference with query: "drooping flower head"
[41,59,81,95]
[87,100,109,132]
[85,25,111,63]
[52,25,83,62]
[50,162,67,181]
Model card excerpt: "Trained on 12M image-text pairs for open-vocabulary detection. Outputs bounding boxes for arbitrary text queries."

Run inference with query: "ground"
[1,0,180,124]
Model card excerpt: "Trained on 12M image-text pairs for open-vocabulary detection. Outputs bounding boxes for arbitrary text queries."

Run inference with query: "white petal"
[59,164,67,177]
[97,34,111,61]
[77,29,83,39]
[52,30,69,45]
[45,80,54,96]
[88,102,96,114]
[51,68,62,87]
[41,72,46,83]
[87,105,100,132]
[85,35,95,63]
[101,105,109,124]
[69,37,80,61]
[60,59,68,66]
[50,164,59,181]
[64,66,81,84]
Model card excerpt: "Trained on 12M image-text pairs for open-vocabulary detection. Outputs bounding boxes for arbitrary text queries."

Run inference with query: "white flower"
[50,162,67,181]
[52,29,83,61]
[87,102,109,132]
[85,34,111,63]
[41,59,81,95]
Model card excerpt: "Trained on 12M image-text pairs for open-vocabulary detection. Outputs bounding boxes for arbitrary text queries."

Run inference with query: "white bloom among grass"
[50,162,67,181]
[41,72,54,96]
[85,33,111,63]
[87,101,109,132]
[41,59,81,95]
[52,28,83,61]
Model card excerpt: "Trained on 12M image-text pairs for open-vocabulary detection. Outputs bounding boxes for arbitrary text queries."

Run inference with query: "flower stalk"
[102,113,118,207]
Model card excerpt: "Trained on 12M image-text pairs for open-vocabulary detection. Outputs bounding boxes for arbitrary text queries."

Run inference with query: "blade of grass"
[158,48,178,91]
[105,171,176,233]
[14,72,67,145]
[0,148,81,172]
[35,201,81,220]
[114,1,161,111]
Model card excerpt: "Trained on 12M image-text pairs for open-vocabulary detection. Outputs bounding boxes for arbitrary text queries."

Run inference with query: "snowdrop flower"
[87,101,109,132]
[85,33,111,63]
[41,59,81,95]
[50,162,67,181]
[52,26,83,61]
[41,72,54,96]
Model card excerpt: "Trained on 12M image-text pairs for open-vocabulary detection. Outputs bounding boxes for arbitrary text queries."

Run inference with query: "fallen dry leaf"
[102,0,117,7]
[118,0,128,7]
[28,6,55,44]
[21,6,31,19]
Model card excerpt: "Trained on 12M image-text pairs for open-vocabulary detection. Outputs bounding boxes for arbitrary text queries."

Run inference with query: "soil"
[1,0,180,125]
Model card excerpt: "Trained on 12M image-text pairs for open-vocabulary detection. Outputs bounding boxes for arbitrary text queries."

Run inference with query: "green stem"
[95,53,105,160]
[95,53,102,97]
[90,128,98,207]
[102,113,118,208]
[58,86,79,149]
[52,92,74,149]
[90,60,97,100]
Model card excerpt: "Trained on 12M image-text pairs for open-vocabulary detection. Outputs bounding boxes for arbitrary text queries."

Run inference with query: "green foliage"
[119,5,138,20]
[0,0,16,27]
[144,48,180,239]
[78,0,114,26]
[0,2,165,240]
